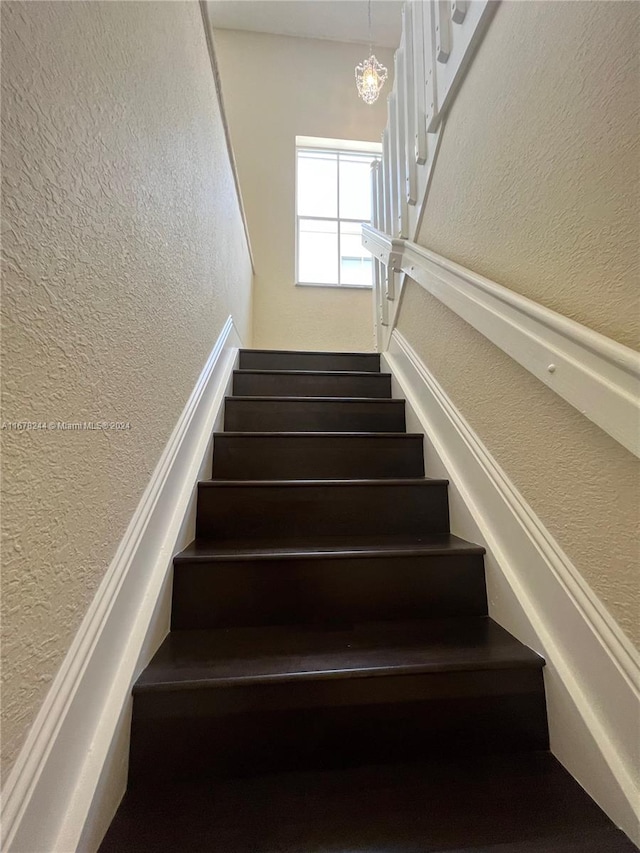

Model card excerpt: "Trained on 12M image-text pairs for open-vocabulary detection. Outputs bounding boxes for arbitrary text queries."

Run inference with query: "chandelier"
[355,0,388,105]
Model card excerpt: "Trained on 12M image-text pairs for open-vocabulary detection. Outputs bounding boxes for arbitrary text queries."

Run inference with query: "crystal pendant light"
[355,0,388,105]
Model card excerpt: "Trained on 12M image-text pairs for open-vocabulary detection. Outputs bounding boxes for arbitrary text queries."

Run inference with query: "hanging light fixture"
[355,0,388,105]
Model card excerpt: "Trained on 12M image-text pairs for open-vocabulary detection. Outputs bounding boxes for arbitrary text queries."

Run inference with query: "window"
[296,140,381,288]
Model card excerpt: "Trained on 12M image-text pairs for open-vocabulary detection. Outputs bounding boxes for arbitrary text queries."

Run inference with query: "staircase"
[101,350,635,852]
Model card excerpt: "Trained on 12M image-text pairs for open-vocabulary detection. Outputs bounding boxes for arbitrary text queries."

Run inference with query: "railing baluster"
[403,4,417,204]
[394,48,409,238]
[435,0,452,63]
[388,93,399,239]
[451,0,468,24]
[382,128,391,236]
[364,0,497,342]
[425,0,440,132]
[370,160,379,232]
[376,141,385,233]
[411,0,428,166]
[370,160,383,342]
[385,265,395,304]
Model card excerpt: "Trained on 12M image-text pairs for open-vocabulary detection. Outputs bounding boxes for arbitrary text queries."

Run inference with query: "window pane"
[297,152,337,218]
[340,221,373,286]
[298,218,339,284]
[339,154,373,221]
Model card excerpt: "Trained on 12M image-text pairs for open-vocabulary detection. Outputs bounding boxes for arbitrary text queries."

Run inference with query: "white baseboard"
[1,316,241,853]
[383,329,640,846]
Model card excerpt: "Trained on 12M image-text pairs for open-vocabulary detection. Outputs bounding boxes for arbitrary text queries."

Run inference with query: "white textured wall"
[397,0,639,644]
[1,0,253,780]
[213,28,393,351]
[418,0,639,350]
[398,285,639,645]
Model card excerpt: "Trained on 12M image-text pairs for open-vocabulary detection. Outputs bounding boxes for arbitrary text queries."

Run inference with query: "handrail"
[363,225,640,458]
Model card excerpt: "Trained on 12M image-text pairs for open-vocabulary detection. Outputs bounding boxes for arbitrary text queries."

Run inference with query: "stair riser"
[224,399,406,432]
[196,482,450,540]
[212,434,424,480]
[129,669,548,780]
[239,350,381,373]
[233,371,392,399]
[171,554,487,629]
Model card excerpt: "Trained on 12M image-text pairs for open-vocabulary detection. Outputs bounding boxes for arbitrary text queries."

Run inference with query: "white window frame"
[295,137,382,290]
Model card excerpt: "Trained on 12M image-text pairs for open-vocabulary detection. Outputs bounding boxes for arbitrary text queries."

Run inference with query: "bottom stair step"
[128,618,548,780]
[100,753,636,852]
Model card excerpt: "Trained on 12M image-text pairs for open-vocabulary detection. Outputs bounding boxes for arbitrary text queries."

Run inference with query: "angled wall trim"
[200,1,255,273]
[363,226,640,457]
[383,329,640,845]
[1,317,241,853]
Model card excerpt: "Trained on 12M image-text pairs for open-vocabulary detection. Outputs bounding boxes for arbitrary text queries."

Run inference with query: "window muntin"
[296,147,380,288]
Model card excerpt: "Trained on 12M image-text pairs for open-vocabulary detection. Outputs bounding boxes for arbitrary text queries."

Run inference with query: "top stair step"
[239,349,380,373]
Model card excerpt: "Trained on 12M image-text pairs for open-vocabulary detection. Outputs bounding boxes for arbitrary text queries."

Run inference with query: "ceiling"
[206,1,403,49]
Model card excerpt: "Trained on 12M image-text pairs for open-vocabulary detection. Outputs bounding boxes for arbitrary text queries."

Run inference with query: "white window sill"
[295,282,373,290]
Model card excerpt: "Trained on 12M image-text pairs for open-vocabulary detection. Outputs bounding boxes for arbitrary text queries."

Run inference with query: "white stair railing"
[365,0,497,347]
[363,0,640,460]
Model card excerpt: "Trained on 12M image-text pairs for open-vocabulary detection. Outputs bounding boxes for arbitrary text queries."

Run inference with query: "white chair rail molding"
[363,225,640,460]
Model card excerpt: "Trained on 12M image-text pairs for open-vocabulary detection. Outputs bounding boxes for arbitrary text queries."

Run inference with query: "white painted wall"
[213,28,394,351]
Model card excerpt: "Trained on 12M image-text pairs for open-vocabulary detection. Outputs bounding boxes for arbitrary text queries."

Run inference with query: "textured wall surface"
[1,0,253,780]
[397,0,639,645]
[397,285,639,645]
[418,0,639,350]
[214,29,392,351]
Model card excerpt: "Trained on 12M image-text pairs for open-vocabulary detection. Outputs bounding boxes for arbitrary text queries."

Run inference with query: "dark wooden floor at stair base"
[99,348,636,851]
[100,753,636,852]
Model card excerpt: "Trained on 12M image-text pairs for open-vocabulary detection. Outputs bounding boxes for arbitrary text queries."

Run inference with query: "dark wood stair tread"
[199,476,449,487]
[234,368,392,377]
[99,753,636,852]
[215,430,423,438]
[175,533,485,562]
[226,395,404,403]
[239,348,379,356]
[212,432,425,479]
[135,618,543,692]
[238,347,381,373]
[196,478,450,540]
[232,370,393,400]
[223,396,407,432]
